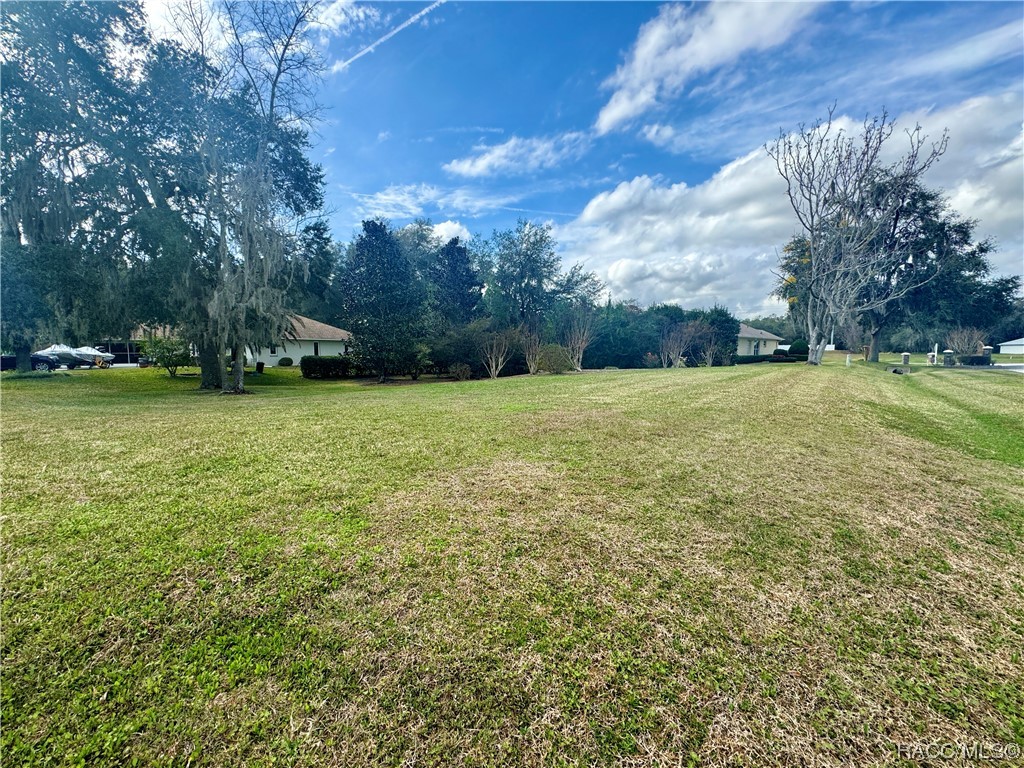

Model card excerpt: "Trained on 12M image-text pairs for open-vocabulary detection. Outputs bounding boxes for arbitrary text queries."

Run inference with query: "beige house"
[248,315,352,367]
[737,323,784,356]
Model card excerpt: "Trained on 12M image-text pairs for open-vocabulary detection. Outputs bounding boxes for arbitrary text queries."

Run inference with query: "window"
[313,342,320,356]
[270,344,277,355]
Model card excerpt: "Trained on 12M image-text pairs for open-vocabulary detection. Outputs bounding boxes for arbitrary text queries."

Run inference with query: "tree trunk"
[222,345,245,393]
[198,340,223,389]
[809,338,827,365]
[14,342,32,372]
[868,327,882,363]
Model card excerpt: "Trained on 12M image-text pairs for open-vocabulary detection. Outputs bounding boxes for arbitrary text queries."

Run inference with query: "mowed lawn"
[2,364,1022,767]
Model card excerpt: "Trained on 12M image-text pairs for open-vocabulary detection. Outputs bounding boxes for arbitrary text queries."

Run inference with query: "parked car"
[0,353,60,372]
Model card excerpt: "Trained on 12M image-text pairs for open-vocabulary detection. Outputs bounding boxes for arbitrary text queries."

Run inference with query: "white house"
[248,315,352,367]
[996,337,1024,355]
[737,323,784,356]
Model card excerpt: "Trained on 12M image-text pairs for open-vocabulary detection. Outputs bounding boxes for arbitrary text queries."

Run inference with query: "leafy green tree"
[489,220,562,327]
[1,1,146,354]
[142,336,193,377]
[341,220,425,382]
[287,220,340,323]
[0,242,49,370]
[429,237,483,328]
[583,300,657,369]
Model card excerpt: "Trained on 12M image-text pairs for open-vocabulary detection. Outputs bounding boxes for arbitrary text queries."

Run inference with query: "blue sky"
[149,1,1024,316]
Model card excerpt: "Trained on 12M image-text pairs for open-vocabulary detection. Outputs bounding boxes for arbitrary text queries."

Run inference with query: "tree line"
[306,216,742,381]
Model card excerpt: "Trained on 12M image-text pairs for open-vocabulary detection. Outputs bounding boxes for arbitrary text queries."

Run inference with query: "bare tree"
[659,319,710,368]
[674,320,710,367]
[766,107,947,365]
[481,331,515,379]
[561,307,595,371]
[699,333,720,368]
[944,327,986,356]
[519,323,541,375]
[658,324,675,368]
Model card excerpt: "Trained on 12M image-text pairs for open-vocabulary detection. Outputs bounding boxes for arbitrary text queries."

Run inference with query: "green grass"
[2,364,1022,766]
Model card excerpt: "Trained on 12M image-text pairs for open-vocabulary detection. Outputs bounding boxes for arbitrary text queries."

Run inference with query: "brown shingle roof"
[738,323,784,341]
[287,315,351,342]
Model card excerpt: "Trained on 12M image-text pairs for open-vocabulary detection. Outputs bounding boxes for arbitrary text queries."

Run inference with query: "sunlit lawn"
[2,363,1022,766]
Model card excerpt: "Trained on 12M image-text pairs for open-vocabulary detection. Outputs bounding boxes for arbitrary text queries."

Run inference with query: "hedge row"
[300,355,352,379]
[735,353,806,365]
[958,355,990,366]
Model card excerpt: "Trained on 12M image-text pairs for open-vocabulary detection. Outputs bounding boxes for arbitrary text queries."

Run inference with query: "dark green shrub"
[771,348,789,357]
[788,353,809,362]
[300,355,351,379]
[451,363,472,381]
[277,357,293,367]
[734,354,774,364]
[769,356,800,363]
[788,339,810,356]
[958,355,989,366]
[540,344,572,374]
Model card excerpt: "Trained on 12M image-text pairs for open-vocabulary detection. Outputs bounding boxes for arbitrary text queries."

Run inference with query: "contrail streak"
[332,0,446,72]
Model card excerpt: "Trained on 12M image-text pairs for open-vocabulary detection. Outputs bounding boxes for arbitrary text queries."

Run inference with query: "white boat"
[75,346,116,364]
[34,344,113,369]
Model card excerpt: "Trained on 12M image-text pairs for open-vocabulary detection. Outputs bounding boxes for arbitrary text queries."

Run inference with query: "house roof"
[997,337,1024,346]
[287,315,351,342]
[738,323,784,341]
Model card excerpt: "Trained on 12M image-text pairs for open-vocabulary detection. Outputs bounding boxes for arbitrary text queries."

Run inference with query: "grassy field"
[2,363,1022,767]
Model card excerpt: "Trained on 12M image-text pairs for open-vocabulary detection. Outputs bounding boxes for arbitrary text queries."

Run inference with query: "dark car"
[0,353,60,372]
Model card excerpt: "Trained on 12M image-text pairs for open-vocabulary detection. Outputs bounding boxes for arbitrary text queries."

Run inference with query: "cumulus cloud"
[904,90,1024,279]
[595,1,819,135]
[556,150,794,315]
[432,220,472,243]
[443,132,590,178]
[560,93,1023,316]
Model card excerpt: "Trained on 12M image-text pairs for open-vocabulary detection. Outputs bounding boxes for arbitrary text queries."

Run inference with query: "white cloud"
[317,0,380,38]
[559,93,1024,315]
[432,220,472,243]
[640,123,685,153]
[902,90,1024,279]
[350,183,522,221]
[903,20,1022,78]
[377,130,391,142]
[595,1,819,135]
[443,132,590,178]
[556,149,794,314]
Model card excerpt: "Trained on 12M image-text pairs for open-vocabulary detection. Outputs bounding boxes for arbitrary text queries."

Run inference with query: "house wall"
[998,342,1024,355]
[737,337,779,356]
[248,339,349,367]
